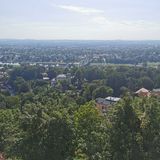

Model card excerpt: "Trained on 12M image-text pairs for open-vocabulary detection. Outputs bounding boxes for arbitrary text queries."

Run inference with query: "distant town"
[0,40,160,68]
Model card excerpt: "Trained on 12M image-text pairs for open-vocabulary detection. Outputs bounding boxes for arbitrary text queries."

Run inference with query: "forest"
[0,64,160,160]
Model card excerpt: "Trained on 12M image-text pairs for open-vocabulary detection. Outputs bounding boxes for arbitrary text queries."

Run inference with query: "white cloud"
[91,16,160,30]
[57,5,104,15]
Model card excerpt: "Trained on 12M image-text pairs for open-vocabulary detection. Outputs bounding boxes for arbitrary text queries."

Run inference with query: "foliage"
[1,65,160,160]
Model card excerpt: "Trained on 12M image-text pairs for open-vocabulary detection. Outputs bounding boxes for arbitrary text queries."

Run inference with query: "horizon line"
[0,38,160,41]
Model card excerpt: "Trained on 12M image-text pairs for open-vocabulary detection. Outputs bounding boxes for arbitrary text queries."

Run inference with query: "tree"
[60,79,70,91]
[47,67,62,79]
[139,98,160,159]
[107,73,127,96]
[84,67,105,82]
[0,109,20,157]
[73,69,84,90]
[138,77,154,90]
[13,77,30,93]
[45,111,74,160]
[109,96,160,160]
[109,97,142,160]
[74,102,110,159]
[92,86,113,99]
[82,83,97,101]
[17,104,74,160]
[0,94,6,108]
[6,96,20,108]
[155,75,160,88]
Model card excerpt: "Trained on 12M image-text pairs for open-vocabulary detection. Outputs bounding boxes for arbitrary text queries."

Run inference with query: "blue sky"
[0,0,160,40]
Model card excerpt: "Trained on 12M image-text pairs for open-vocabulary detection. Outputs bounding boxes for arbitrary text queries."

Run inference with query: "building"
[51,74,73,88]
[105,96,121,102]
[43,77,49,80]
[152,88,160,97]
[51,74,68,87]
[56,74,67,81]
[135,88,150,97]
[96,98,111,113]
[96,96,121,113]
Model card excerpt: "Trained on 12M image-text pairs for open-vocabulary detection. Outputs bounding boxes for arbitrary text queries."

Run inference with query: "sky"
[0,0,160,40]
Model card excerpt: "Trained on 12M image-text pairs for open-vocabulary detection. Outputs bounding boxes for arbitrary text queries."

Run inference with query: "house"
[105,96,121,102]
[96,98,111,113]
[96,96,121,113]
[152,88,160,97]
[135,88,150,97]
[56,74,67,81]
[43,77,50,81]
[42,72,50,81]
[51,74,67,87]
[51,74,72,88]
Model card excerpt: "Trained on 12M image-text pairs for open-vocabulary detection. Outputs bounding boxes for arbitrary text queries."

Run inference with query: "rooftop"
[96,98,112,105]
[152,88,160,92]
[96,96,121,105]
[43,77,49,80]
[57,74,66,79]
[105,97,121,102]
[136,88,149,94]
